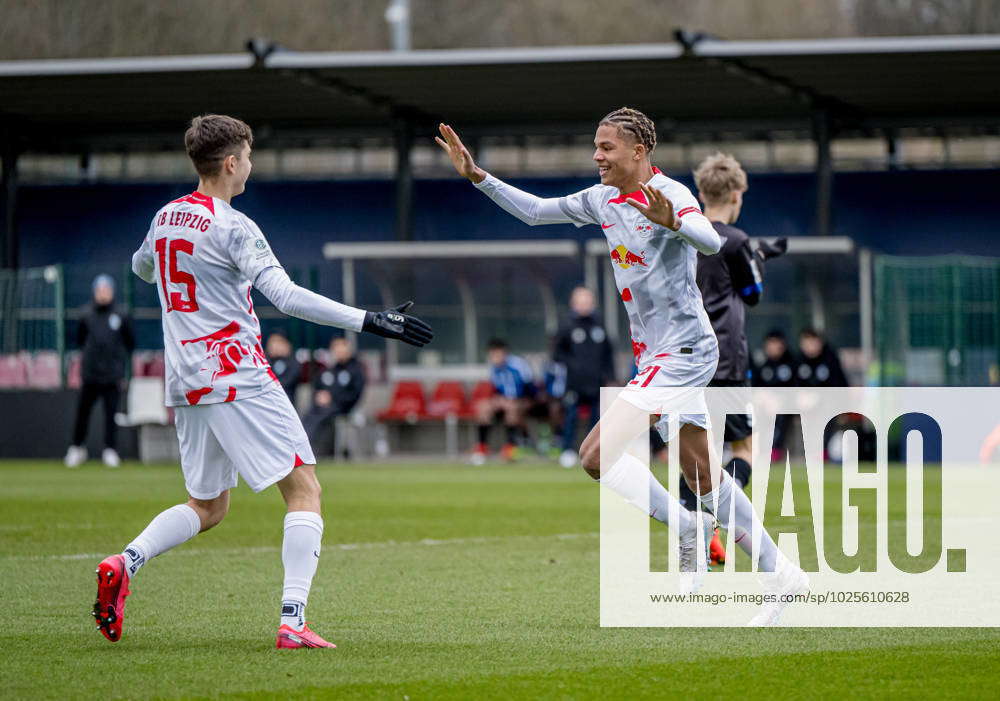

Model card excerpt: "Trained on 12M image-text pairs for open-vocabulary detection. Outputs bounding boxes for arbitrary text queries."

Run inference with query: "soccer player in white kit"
[92,115,432,647]
[436,108,807,624]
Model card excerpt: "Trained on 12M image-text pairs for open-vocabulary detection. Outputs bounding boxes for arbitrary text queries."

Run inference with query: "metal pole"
[813,110,832,237]
[385,0,411,51]
[1,131,18,269]
[536,276,558,336]
[858,248,873,382]
[394,119,414,241]
[584,249,598,293]
[54,264,66,387]
[602,263,618,351]
[342,258,356,347]
[886,129,900,171]
[372,273,399,369]
[456,277,477,364]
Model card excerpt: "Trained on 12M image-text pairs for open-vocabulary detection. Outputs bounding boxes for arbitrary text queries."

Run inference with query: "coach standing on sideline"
[554,286,615,468]
[64,274,135,468]
[675,153,786,510]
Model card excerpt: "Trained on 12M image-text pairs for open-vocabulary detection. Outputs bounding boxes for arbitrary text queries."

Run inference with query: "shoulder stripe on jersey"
[170,191,215,215]
[676,206,701,218]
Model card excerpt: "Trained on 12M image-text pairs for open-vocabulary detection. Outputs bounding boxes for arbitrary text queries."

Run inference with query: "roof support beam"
[1,128,19,270]
[394,118,415,241]
[677,29,863,129]
[813,109,833,237]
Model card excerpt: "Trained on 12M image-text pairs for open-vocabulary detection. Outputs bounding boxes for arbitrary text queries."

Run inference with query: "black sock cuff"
[725,457,752,488]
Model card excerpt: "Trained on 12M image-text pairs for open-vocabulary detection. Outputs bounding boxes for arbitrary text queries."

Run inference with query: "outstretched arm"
[435,123,578,226]
[255,268,433,347]
[255,267,366,331]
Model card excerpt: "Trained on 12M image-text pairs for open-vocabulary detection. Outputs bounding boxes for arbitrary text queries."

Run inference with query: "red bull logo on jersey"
[181,320,252,383]
[180,321,272,405]
[610,244,648,270]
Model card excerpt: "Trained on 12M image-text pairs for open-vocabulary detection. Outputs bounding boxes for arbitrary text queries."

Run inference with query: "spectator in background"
[265,330,300,401]
[795,328,848,388]
[796,328,860,462]
[753,329,797,459]
[472,338,534,465]
[302,336,365,458]
[754,329,796,389]
[64,274,135,468]
[553,286,615,468]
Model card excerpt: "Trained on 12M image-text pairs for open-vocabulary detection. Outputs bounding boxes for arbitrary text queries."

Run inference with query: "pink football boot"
[93,554,131,642]
[275,623,337,649]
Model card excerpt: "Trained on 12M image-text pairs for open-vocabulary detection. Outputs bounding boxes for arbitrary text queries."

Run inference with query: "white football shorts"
[617,353,718,437]
[174,382,316,499]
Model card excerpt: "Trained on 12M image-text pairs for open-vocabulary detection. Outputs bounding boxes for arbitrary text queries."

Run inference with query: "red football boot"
[276,623,336,649]
[93,554,130,643]
[709,529,727,566]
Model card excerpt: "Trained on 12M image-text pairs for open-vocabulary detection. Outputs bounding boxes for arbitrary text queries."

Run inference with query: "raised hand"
[434,123,486,183]
[625,183,678,231]
[362,301,434,347]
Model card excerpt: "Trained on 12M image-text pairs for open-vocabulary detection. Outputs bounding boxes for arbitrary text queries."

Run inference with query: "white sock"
[698,471,778,572]
[123,504,201,577]
[600,453,694,535]
[281,511,324,631]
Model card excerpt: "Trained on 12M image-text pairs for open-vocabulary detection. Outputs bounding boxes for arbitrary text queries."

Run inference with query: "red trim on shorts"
[225,386,237,402]
[293,454,305,468]
[640,365,661,387]
[654,353,671,358]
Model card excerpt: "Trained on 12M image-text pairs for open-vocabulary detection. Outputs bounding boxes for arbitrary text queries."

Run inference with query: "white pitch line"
[1,532,599,562]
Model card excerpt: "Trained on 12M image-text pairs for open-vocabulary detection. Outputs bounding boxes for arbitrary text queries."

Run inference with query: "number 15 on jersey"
[155,237,200,313]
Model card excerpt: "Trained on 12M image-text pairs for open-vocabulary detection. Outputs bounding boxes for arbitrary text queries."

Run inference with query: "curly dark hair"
[599,107,657,155]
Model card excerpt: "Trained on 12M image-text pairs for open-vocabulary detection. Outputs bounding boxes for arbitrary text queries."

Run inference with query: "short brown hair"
[184,114,253,177]
[693,152,747,205]
[599,107,657,155]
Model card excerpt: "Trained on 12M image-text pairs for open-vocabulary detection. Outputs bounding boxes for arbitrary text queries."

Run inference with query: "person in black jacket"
[553,286,615,468]
[302,336,365,458]
[65,274,135,468]
[795,328,848,388]
[668,154,787,505]
[753,329,798,459]
[662,153,786,565]
[265,330,301,402]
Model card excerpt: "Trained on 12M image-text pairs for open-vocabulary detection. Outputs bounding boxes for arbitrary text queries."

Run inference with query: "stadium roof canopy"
[1,33,1000,152]
[3,32,1000,261]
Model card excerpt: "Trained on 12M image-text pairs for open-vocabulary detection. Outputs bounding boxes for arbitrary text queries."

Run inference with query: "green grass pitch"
[2,459,998,699]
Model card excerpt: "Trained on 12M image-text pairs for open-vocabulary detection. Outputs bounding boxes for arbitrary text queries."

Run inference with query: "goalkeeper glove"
[756,237,788,260]
[362,301,434,347]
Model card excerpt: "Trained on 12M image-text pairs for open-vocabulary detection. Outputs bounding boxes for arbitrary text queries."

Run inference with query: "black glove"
[756,237,788,260]
[362,301,433,347]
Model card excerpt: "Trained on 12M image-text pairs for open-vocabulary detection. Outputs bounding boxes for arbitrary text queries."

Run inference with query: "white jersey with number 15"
[132,191,283,408]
